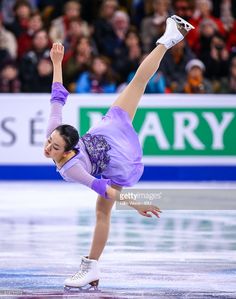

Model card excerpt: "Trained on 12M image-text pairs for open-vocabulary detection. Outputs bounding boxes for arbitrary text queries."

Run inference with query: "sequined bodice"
[81,133,111,176]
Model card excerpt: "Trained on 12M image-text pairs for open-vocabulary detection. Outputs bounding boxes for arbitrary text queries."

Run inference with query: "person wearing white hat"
[176,58,212,93]
[185,58,206,73]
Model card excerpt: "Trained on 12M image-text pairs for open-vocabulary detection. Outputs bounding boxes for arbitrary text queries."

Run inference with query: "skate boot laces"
[71,260,91,280]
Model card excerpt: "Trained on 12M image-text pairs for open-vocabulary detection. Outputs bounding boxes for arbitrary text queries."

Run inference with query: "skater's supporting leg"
[88,185,122,260]
[64,185,121,288]
[112,44,167,121]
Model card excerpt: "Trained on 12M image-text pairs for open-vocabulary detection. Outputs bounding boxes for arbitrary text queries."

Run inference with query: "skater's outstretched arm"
[46,43,69,137]
[106,186,162,218]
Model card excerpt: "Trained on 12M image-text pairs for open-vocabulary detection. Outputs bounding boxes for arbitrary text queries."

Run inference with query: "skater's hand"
[108,186,162,218]
[130,203,162,218]
[50,42,64,65]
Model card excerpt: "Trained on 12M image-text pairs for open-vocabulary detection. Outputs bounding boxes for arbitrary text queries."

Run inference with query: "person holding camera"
[200,33,230,91]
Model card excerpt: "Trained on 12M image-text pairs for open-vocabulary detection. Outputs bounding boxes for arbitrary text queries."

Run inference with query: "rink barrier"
[0,93,235,181]
[0,165,235,181]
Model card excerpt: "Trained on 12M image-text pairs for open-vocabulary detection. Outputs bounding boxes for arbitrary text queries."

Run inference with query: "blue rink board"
[0,165,236,181]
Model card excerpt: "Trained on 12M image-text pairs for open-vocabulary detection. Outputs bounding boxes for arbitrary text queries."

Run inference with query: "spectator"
[6,0,32,38]
[190,0,225,35]
[227,56,236,93]
[0,49,12,69]
[36,0,68,23]
[216,54,236,93]
[0,13,17,59]
[0,0,17,25]
[200,33,230,87]
[219,0,234,32]
[93,0,118,54]
[130,0,145,29]
[17,11,43,59]
[0,61,21,92]
[141,0,171,52]
[64,36,95,91]
[1,0,37,25]
[196,18,218,56]
[159,40,195,92]
[176,58,212,93]
[75,55,117,93]
[146,71,166,93]
[63,18,85,53]
[211,0,236,20]
[111,10,131,43]
[30,58,53,92]
[227,19,236,53]
[98,10,130,59]
[49,0,89,43]
[79,0,99,23]
[20,29,51,92]
[113,28,142,83]
[173,0,194,21]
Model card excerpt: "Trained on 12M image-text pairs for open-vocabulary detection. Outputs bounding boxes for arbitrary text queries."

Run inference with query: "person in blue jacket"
[75,55,117,93]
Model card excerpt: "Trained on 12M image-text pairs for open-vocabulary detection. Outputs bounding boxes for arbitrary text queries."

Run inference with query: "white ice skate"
[64,256,100,290]
[156,15,195,49]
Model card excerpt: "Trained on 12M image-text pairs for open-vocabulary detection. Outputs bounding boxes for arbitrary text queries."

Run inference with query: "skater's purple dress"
[46,83,144,198]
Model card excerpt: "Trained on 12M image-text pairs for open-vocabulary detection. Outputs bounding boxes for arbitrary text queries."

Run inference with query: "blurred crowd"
[0,0,236,94]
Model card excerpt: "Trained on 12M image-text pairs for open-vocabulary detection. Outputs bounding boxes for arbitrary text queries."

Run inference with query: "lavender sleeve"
[50,82,69,105]
[61,163,112,199]
[91,178,112,198]
[46,82,69,137]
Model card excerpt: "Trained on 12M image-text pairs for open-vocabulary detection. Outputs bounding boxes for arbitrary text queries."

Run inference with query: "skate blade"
[64,280,100,293]
[171,15,195,36]
[171,15,195,31]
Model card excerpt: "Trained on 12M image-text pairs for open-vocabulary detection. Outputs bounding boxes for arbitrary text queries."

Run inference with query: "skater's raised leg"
[112,15,194,121]
[112,44,167,121]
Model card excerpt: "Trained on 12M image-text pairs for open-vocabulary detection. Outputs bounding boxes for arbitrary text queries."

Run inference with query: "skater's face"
[44,130,67,160]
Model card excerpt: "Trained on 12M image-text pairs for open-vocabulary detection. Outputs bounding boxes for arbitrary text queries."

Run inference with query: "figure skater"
[44,15,194,289]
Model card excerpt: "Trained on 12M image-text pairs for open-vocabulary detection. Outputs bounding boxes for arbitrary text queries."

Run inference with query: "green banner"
[79,107,236,156]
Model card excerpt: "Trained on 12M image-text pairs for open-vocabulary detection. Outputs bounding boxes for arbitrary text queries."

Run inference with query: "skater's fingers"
[150,204,161,212]
[149,205,161,213]
[58,43,64,52]
[154,207,162,213]
[52,42,63,52]
[138,211,152,218]
[56,42,63,52]
[151,210,160,218]
[52,42,58,49]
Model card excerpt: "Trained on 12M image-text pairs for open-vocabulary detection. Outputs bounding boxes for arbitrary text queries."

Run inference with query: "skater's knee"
[96,209,111,222]
[132,70,149,87]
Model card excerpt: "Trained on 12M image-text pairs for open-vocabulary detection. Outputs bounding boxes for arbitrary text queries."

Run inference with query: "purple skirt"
[88,106,144,187]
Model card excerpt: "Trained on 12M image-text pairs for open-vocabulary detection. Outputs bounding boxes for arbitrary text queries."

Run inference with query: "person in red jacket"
[17,11,43,59]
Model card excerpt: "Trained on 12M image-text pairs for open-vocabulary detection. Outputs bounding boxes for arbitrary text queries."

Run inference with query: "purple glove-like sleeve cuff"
[91,178,112,199]
[50,82,69,105]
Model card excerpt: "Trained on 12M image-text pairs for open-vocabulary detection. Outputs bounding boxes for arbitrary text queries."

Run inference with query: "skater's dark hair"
[54,124,79,152]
